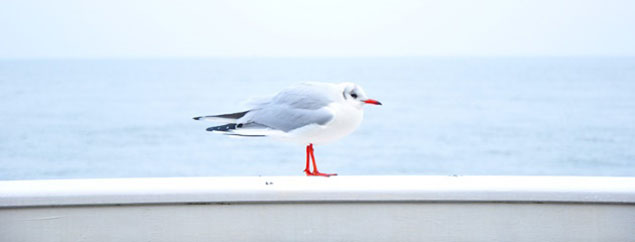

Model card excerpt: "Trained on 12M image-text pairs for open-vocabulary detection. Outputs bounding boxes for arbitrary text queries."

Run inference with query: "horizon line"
[2,55,635,61]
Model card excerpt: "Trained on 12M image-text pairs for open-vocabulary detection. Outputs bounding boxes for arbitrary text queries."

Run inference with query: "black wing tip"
[205,126,220,132]
[206,123,237,132]
[216,111,249,120]
[193,111,249,121]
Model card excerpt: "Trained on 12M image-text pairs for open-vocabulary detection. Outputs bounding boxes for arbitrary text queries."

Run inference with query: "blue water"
[1,57,634,180]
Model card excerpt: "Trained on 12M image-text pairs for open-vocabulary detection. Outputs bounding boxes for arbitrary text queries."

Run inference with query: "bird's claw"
[306,171,337,177]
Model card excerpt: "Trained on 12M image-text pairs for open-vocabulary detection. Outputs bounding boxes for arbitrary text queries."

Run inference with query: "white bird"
[193,82,381,177]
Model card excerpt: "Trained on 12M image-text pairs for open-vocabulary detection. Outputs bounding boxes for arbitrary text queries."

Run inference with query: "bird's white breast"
[277,102,364,145]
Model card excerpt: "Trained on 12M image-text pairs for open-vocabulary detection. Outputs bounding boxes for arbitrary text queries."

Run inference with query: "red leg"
[304,145,311,175]
[306,144,337,177]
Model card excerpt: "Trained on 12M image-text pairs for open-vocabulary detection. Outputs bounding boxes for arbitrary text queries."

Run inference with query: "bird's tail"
[194,110,281,137]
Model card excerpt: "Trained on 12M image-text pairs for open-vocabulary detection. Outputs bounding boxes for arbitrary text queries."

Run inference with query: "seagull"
[193,82,381,177]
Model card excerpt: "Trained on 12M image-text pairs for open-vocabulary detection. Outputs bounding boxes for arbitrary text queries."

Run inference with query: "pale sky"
[1,0,634,58]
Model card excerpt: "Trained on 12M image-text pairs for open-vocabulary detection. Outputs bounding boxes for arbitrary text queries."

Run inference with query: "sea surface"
[1,57,634,180]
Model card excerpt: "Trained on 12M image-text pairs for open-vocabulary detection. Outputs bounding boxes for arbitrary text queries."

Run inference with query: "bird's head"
[340,82,382,108]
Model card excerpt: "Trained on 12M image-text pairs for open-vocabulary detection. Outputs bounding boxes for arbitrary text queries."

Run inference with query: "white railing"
[1,176,634,242]
[1,176,635,207]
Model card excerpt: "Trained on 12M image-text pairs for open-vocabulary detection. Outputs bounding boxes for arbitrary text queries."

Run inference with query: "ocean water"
[1,57,634,180]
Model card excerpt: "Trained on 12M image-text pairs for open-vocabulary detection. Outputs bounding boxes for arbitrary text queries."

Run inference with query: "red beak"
[363,99,382,105]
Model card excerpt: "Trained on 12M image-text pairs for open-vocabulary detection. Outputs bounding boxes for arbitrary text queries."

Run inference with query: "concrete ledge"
[2,176,635,207]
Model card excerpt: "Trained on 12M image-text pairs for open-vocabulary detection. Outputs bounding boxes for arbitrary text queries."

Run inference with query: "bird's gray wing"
[238,82,339,132]
[243,104,334,132]
[266,82,339,110]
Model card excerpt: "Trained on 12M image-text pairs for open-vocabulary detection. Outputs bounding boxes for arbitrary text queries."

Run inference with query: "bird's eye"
[351,93,358,98]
